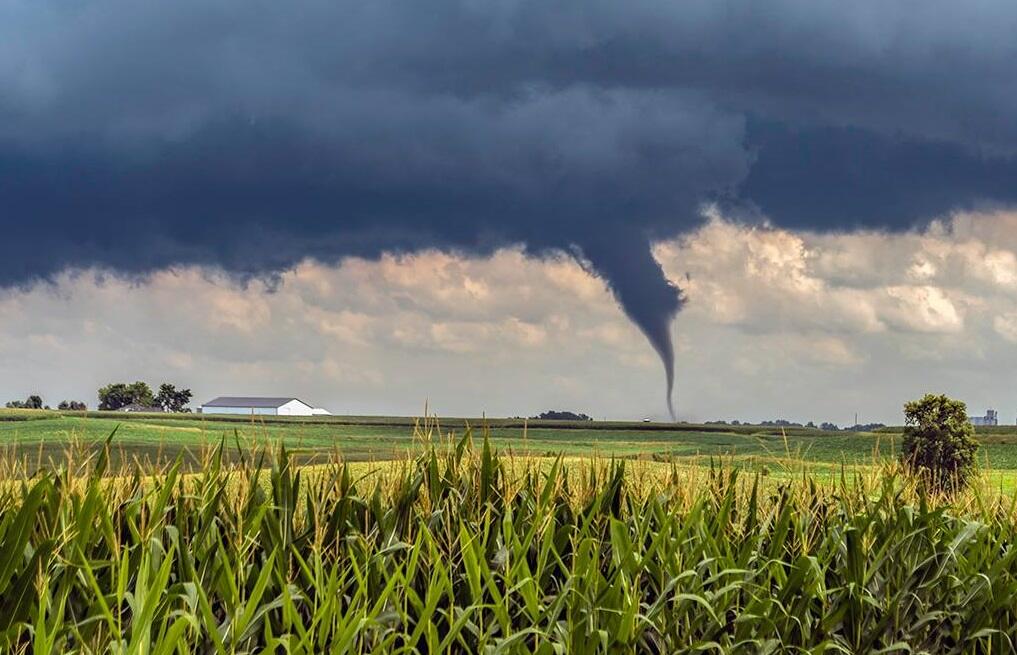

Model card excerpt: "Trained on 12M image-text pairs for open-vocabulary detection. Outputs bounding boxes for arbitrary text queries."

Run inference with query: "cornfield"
[2,427,1016,654]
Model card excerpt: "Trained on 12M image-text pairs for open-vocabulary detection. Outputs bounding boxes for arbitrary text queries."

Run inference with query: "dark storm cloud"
[742,123,1017,232]
[3,0,1017,412]
[0,87,747,275]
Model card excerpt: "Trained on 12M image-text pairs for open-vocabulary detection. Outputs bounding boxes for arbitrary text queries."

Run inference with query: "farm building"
[199,397,330,416]
[121,404,164,413]
[969,409,998,426]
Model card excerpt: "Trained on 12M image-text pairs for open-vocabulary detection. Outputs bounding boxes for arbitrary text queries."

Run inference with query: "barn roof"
[201,396,310,408]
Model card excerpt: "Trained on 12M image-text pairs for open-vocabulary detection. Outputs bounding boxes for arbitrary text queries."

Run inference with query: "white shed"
[200,396,321,416]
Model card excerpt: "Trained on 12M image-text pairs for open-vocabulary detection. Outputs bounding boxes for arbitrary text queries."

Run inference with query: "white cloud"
[881,286,964,333]
[6,210,1017,423]
[994,312,1017,343]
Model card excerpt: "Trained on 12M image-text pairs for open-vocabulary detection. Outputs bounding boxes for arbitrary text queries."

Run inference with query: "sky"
[3,1,1017,423]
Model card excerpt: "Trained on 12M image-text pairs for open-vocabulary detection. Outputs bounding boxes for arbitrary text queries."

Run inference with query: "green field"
[6,407,1017,474]
[4,409,881,461]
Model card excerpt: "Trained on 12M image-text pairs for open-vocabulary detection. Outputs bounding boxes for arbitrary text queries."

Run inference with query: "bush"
[900,393,979,493]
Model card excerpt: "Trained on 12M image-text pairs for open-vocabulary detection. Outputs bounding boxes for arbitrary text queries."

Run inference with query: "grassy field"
[7,408,1017,487]
[0,404,997,488]
[3,408,893,463]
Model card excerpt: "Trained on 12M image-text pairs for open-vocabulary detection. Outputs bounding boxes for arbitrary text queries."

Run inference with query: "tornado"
[580,233,684,421]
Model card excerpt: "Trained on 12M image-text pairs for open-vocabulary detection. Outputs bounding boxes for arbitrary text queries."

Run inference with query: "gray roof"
[201,396,309,408]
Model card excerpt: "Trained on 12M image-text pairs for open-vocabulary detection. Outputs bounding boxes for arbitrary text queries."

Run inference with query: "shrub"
[900,393,979,493]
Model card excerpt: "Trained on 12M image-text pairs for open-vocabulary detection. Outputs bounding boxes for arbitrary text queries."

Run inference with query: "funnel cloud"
[4,1,1017,417]
[581,234,683,420]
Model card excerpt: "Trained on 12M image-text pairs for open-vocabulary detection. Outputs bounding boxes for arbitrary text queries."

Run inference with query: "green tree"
[155,383,193,413]
[127,382,154,407]
[97,384,128,410]
[900,393,979,493]
[58,400,87,411]
[97,381,154,411]
[5,395,44,409]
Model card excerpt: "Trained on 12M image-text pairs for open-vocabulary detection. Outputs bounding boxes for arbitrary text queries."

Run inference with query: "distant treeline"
[96,381,192,412]
[5,395,86,410]
[6,381,193,413]
[529,410,593,421]
[705,419,886,432]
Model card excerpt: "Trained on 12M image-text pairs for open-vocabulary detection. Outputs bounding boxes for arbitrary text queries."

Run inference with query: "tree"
[97,384,129,410]
[155,384,193,413]
[531,410,592,421]
[844,422,886,432]
[58,400,87,411]
[98,381,154,411]
[900,394,979,493]
[127,382,154,407]
[5,395,44,409]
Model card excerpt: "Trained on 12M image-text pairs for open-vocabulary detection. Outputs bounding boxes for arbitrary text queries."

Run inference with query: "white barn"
[200,396,326,416]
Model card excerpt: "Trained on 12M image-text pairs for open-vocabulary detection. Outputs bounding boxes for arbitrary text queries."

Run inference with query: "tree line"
[705,419,887,431]
[97,382,193,412]
[5,381,193,413]
[5,395,86,410]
